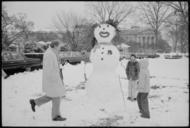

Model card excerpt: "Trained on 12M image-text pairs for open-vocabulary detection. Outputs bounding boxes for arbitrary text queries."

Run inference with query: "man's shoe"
[29,99,36,112]
[140,114,150,119]
[52,115,67,121]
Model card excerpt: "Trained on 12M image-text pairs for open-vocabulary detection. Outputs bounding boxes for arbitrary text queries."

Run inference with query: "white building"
[120,26,161,50]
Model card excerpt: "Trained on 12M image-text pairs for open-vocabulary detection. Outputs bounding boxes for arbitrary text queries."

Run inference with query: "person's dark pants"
[34,95,61,119]
[137,92,150,118]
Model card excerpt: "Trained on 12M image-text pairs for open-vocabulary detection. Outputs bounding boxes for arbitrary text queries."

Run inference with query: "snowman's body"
[86,24,124,113]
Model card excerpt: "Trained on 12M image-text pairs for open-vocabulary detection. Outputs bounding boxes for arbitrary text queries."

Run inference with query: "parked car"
[147,53,160,58]
[24,53,44,62]
[24,51,90,65]
[164,53,183,59]
[2,51,42,76]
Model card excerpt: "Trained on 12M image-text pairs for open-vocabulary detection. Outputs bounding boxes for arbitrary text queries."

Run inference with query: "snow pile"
[2,58,189,126]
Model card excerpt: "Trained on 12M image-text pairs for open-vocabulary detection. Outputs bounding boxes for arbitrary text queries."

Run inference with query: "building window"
[151,37,154,44]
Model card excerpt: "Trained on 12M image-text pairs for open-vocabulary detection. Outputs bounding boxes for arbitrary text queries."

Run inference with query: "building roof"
[120,26,154,36]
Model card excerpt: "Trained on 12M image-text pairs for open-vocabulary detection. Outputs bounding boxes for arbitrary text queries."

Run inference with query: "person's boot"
[52,115,67,121]
[29,99,36,112]
[140,114,150,119]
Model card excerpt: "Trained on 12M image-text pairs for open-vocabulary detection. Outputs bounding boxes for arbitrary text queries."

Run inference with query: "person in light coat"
[2,69,7,78]
[136,58,150,119]
[29,40,66,121]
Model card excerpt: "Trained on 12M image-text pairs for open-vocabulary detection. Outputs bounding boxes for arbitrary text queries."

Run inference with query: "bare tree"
[2,5,34,52]
[166,2,188,25]
[138,2,173,51]
[86,2,134,26]
[53,11,90,51]
[166,1,188,53]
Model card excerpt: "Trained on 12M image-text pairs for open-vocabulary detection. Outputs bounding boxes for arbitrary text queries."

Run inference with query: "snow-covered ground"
[2,57,189,126]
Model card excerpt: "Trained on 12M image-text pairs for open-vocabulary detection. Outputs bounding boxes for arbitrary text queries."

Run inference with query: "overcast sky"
[3,1,145,31]
[3,2,87,31]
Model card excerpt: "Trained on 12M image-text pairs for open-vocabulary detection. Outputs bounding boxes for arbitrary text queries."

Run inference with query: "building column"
[143,36,145,50]
[151,36,155,49]
[140,36,143,49]
[145,36,147,50]
[147,36,150,49]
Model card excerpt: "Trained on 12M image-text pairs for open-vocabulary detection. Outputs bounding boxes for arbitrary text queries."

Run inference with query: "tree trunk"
[174,23,178,53]
[154,31,158,52]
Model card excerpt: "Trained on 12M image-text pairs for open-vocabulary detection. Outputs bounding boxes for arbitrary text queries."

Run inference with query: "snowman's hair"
[92,23,99,29]
[105,20,119,31]
[94,22,119,33]
[94,20,119,31]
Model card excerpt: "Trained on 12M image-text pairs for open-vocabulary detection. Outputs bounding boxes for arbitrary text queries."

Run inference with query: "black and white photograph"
[1,1,189,126]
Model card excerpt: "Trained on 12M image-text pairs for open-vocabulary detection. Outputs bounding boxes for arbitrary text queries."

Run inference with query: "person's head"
[50,40,60,51]
[130,54,136,62]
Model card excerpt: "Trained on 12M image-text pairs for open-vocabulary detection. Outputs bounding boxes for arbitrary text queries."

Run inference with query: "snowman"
[86,23,125,114]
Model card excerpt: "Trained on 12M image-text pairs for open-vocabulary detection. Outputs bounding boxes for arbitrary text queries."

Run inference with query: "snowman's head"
[94,23,116,43]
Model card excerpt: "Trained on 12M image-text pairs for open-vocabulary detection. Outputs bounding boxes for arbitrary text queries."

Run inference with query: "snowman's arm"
[89,49,94,63]
[121,63,126,69]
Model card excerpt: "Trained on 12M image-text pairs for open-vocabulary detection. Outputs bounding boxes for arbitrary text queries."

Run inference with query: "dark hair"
[91,37,97,48]
[105,19,119,32]
[130,54,136,58]
[50,40,60,48]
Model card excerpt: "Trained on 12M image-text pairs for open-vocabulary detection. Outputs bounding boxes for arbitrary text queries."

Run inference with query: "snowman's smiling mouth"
[99,31,110,38]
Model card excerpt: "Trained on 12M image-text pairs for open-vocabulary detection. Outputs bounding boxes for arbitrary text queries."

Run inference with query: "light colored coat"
[42,47,65,97]
[2,70,7,78]
[137,59,150,93]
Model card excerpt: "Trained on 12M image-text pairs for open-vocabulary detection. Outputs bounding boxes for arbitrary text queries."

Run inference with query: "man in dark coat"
[126,54,140,101]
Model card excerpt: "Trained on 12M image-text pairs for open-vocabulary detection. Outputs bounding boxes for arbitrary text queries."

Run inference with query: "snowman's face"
[94,24,116,43]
